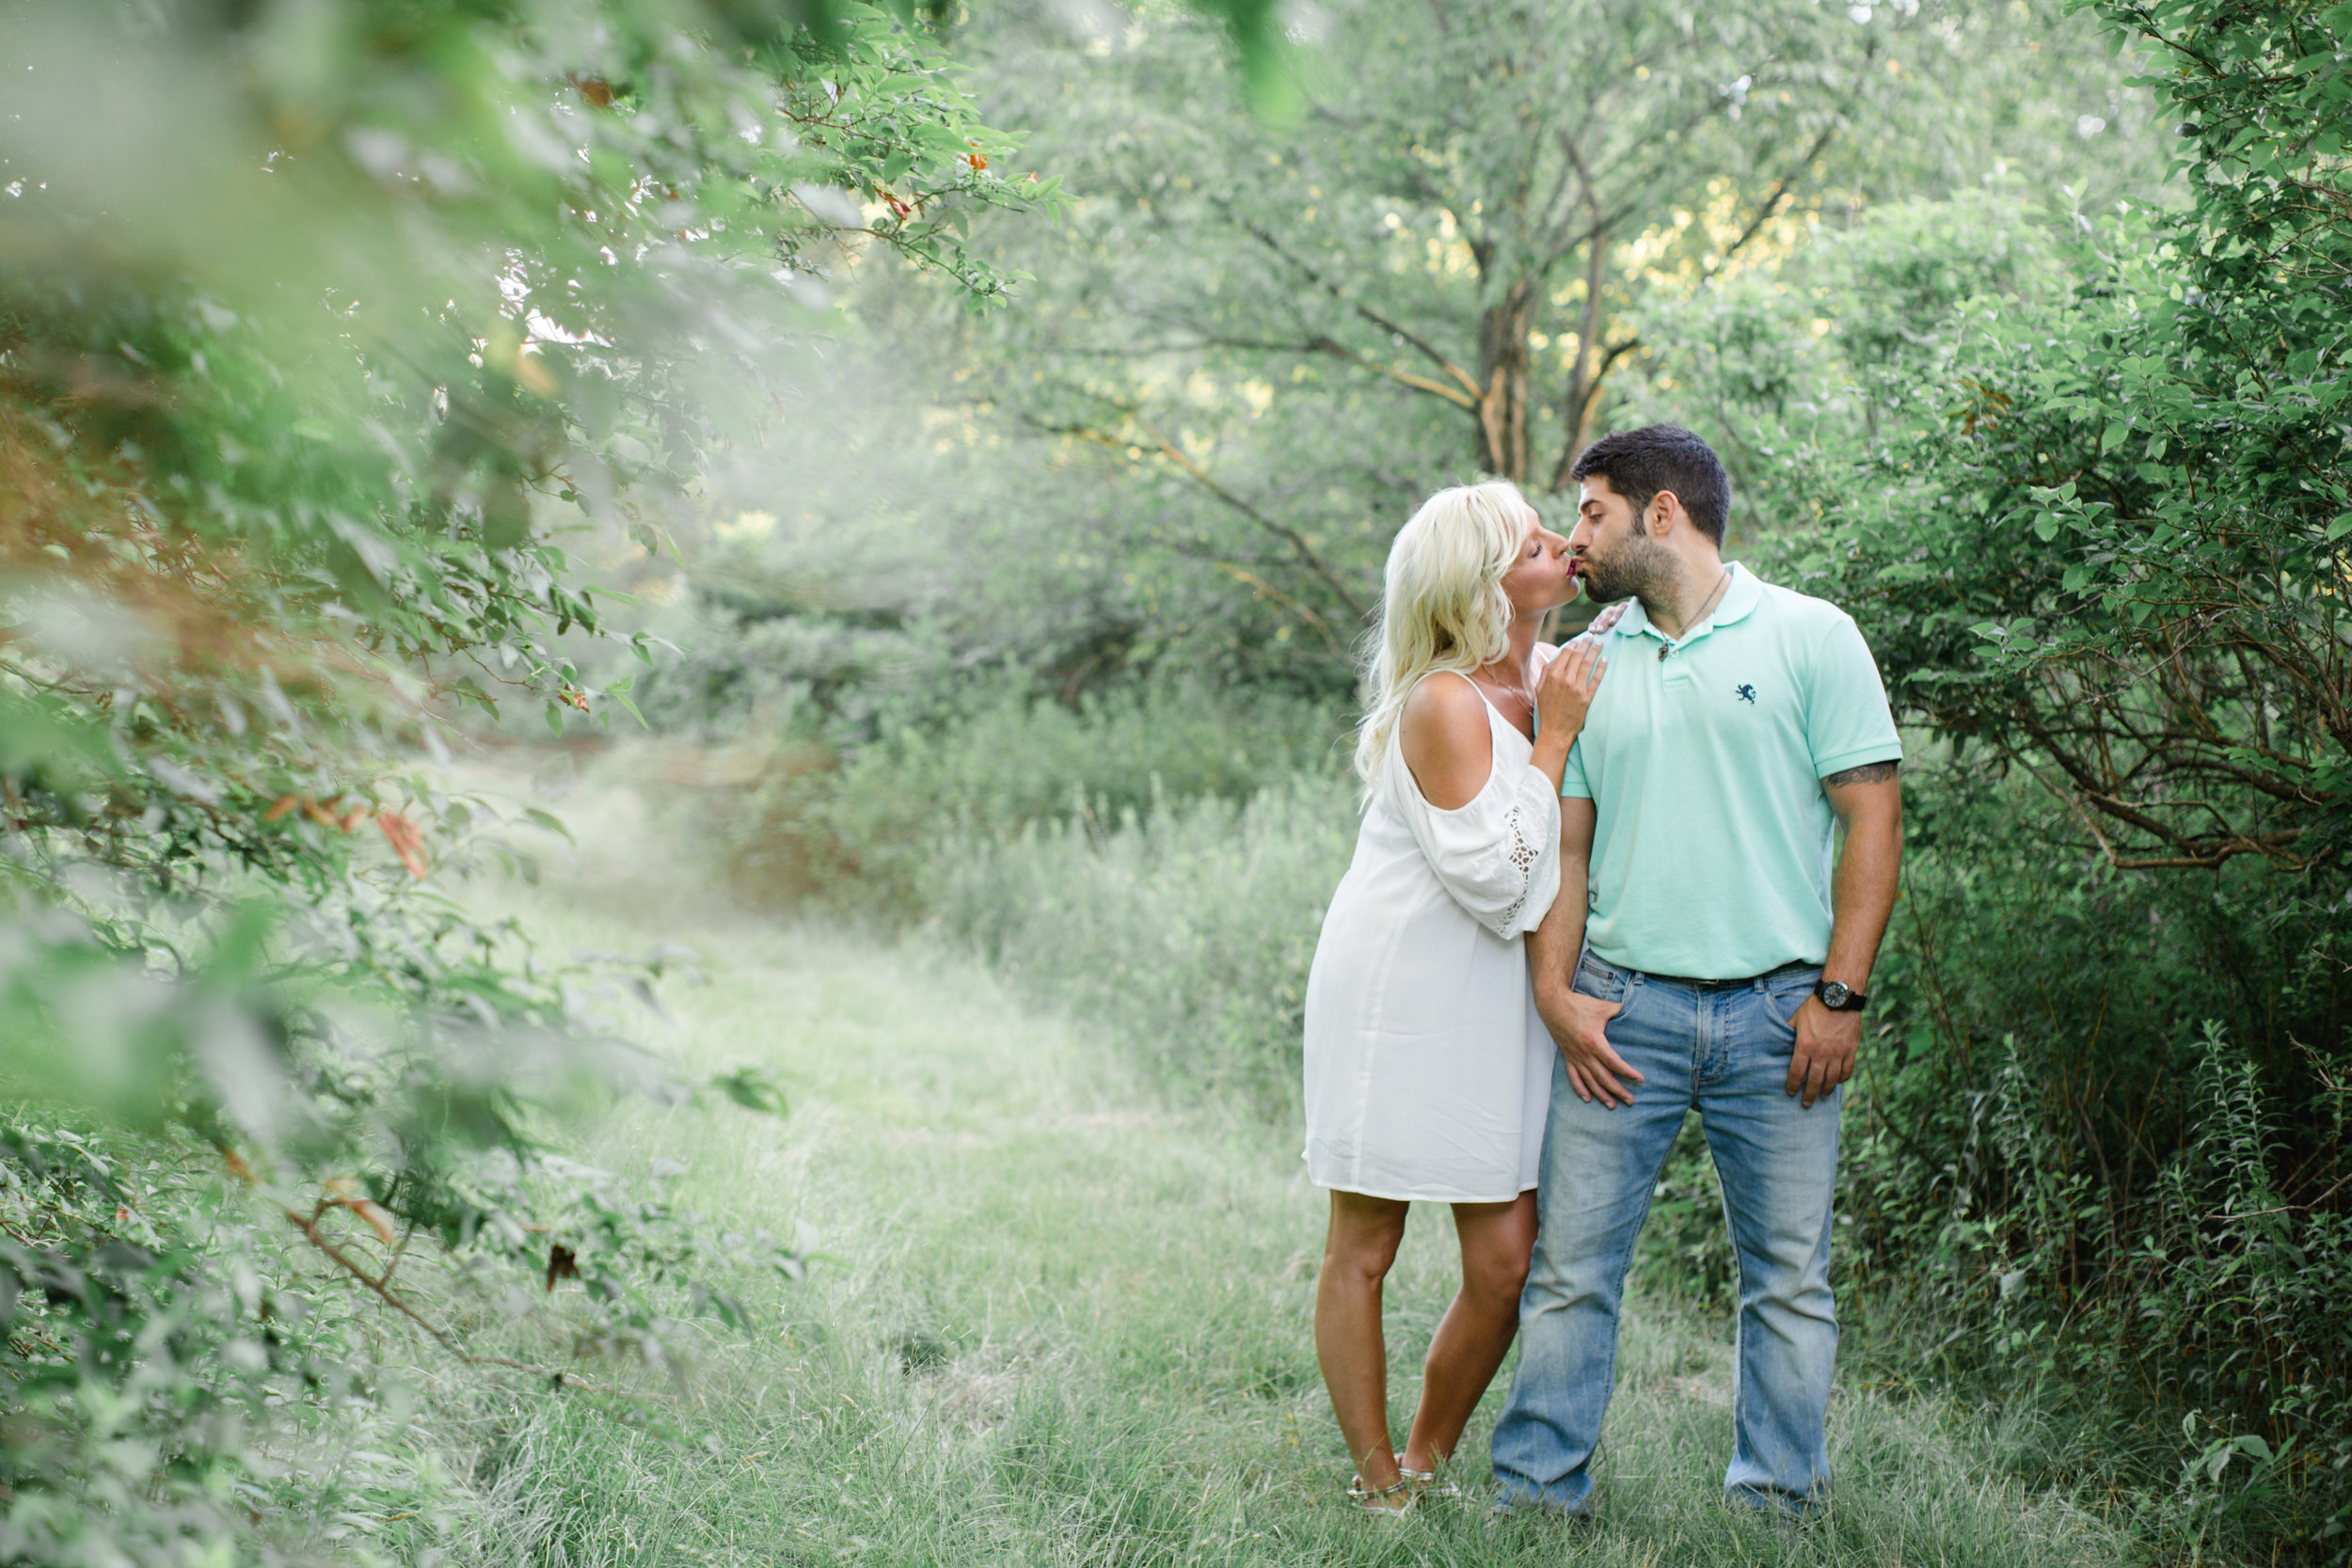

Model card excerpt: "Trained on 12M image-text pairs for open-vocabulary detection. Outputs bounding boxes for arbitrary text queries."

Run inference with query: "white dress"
[1301,657,1565,1203]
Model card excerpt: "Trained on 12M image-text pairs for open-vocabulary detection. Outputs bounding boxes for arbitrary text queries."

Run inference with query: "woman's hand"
[1534,639,1607,743]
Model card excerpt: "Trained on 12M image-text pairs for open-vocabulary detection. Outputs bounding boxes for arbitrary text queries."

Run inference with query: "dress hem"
[1304,1174,1539,1205]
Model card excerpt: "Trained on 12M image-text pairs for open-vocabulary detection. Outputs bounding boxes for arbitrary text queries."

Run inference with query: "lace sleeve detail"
[1493,802,1541,932]
[1400,762,1560,941]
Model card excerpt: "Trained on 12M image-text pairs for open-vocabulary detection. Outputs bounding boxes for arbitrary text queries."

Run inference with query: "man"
[1490,424,1903,1518]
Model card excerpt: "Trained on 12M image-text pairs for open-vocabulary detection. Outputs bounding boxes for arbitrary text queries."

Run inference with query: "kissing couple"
[1301,424,1904,1519]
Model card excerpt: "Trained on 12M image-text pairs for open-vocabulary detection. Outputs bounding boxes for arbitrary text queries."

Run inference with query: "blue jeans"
[1491,952,1840,1515]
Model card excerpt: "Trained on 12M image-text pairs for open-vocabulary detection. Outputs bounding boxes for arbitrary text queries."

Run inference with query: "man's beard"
[1577,531,1678,609]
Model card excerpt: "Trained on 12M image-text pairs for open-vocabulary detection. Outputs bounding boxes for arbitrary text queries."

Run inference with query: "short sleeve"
[1560,736,1592,800]
[1805,612,1902,778]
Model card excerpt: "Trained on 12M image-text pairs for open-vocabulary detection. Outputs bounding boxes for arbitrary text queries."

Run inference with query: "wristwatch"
[1814,980,1868,1012]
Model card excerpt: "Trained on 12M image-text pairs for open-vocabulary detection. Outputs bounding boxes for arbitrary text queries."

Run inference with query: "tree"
[868,0,2167,684]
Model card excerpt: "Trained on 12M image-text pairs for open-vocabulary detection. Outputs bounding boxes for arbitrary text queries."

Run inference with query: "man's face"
[1570,474,1673,605]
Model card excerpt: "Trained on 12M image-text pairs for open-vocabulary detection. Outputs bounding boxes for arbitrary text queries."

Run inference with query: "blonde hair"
[1351,480,1530,787]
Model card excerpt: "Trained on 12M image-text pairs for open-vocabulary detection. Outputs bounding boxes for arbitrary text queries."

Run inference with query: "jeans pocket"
[1763,972,1820,1032]
[1573,955,1629,1004]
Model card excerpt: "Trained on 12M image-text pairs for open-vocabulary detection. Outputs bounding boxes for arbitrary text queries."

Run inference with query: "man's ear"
[1648,490,1680,536]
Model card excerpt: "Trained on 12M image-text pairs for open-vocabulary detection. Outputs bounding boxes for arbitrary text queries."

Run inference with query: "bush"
[705,679,1348,919]
[932,772,1360,1109]
[1827,757,2352,1557]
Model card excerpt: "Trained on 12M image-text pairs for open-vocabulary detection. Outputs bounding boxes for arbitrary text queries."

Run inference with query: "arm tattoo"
[1821,760,1900,786]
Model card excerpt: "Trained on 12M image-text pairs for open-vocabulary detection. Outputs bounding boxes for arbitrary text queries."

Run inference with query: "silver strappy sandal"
[1346,1474,1415,1514]
[1397,1453,1462,1501]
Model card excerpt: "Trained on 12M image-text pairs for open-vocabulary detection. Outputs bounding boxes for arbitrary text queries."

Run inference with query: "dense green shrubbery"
[699,678,1346,918]
[935,771,1359,1106]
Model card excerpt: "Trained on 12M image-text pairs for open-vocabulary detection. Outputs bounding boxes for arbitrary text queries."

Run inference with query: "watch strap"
[1814,979,1868,1011]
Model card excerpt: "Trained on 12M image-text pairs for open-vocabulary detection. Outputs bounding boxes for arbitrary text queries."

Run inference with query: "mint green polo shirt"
[1560,563,1900,979]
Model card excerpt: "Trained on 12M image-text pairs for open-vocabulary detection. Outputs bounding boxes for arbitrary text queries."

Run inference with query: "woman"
[1301,479,1611,1513]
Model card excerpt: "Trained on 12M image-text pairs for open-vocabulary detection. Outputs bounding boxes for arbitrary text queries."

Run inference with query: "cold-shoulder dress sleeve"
[1389,703,1562,942]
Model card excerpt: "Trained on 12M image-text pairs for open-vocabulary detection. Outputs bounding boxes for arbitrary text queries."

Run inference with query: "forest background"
[2,0,2348,1564]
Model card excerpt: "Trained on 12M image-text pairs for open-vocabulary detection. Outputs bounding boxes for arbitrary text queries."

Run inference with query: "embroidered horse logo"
[1735,684,1757,705]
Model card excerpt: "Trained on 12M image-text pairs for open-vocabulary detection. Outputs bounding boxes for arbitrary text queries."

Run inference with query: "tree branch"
[1026,413,1369,626]
[1236,219,1484,403]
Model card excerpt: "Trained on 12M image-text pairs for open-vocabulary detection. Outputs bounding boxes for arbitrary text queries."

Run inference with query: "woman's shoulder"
[1399,669,1489,736]
[1398,671,1498,812]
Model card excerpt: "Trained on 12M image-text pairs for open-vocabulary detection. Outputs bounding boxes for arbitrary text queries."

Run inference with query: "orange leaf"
[348,1199,399,1246]
[376,811,427,878]
[265,794,299,822]
[324,1178,399,1245]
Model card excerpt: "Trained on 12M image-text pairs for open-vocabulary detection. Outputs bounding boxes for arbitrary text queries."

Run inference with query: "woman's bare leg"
[1402,1191,1537,1471]
[1314,1190,1411,1491]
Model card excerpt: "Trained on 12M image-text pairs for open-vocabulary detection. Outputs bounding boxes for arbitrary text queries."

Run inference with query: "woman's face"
[1498,505,1579,618]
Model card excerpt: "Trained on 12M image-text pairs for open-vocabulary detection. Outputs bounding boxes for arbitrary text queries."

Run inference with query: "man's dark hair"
[1568,424,1731,546]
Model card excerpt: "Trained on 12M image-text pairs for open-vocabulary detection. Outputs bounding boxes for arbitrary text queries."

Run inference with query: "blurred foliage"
[684,674,1345,916]
[0,0,1043,1559]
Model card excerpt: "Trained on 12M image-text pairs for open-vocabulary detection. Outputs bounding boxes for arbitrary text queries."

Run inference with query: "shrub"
[705,679,1347,919]
[933,772,1360,1109]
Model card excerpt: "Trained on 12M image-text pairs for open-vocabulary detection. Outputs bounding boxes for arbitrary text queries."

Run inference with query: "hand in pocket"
[1537,988,1644,1109]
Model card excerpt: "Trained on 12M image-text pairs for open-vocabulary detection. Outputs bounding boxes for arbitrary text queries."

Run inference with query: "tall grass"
[436,861,2135,1568]
[701,678,1346,918]
[676,687,2352,1560]
[934,772,1359,1109]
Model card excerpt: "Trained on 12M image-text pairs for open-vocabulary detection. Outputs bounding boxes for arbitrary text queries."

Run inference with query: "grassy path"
[459,776,2123,1567]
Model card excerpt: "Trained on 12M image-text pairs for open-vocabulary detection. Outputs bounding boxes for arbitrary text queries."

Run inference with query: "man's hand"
[1536,988,1645,1109]
[1786,997,1859,1108]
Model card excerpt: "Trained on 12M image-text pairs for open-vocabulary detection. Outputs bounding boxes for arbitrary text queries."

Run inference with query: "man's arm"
[1786,761,1903,1108]
[1530,796,1645,1108]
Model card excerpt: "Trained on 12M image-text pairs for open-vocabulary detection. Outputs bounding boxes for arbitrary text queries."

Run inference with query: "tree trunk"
[1475,277,1534,483]
[1550,230,1610,491]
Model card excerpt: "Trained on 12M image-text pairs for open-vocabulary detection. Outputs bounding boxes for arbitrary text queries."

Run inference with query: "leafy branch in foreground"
[0,0,1044,1560]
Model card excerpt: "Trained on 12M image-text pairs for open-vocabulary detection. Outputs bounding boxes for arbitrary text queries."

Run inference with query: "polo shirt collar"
[1604,562,1759,647]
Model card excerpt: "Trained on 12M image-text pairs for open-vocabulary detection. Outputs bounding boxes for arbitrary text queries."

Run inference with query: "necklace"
[1471,646,1540,713]
[1656,567,1731,662]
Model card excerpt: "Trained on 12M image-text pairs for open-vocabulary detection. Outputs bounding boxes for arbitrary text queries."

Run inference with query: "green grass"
[432,770,2131,1566]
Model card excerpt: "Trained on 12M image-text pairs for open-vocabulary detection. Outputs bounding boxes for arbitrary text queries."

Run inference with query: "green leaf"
[523,807,574,843]
[2327,513,2352,541]
[711,1066,788,1117]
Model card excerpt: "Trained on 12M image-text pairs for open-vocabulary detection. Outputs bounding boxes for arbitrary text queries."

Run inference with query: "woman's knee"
[1462,1243,1531,1306]
[1323,1196,1406,1284]
[1324,1228,1403,1286]
[1452,1197,1535,1295]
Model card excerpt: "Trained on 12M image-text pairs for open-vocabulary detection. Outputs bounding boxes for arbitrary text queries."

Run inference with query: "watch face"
[1820,982,1851,1009]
